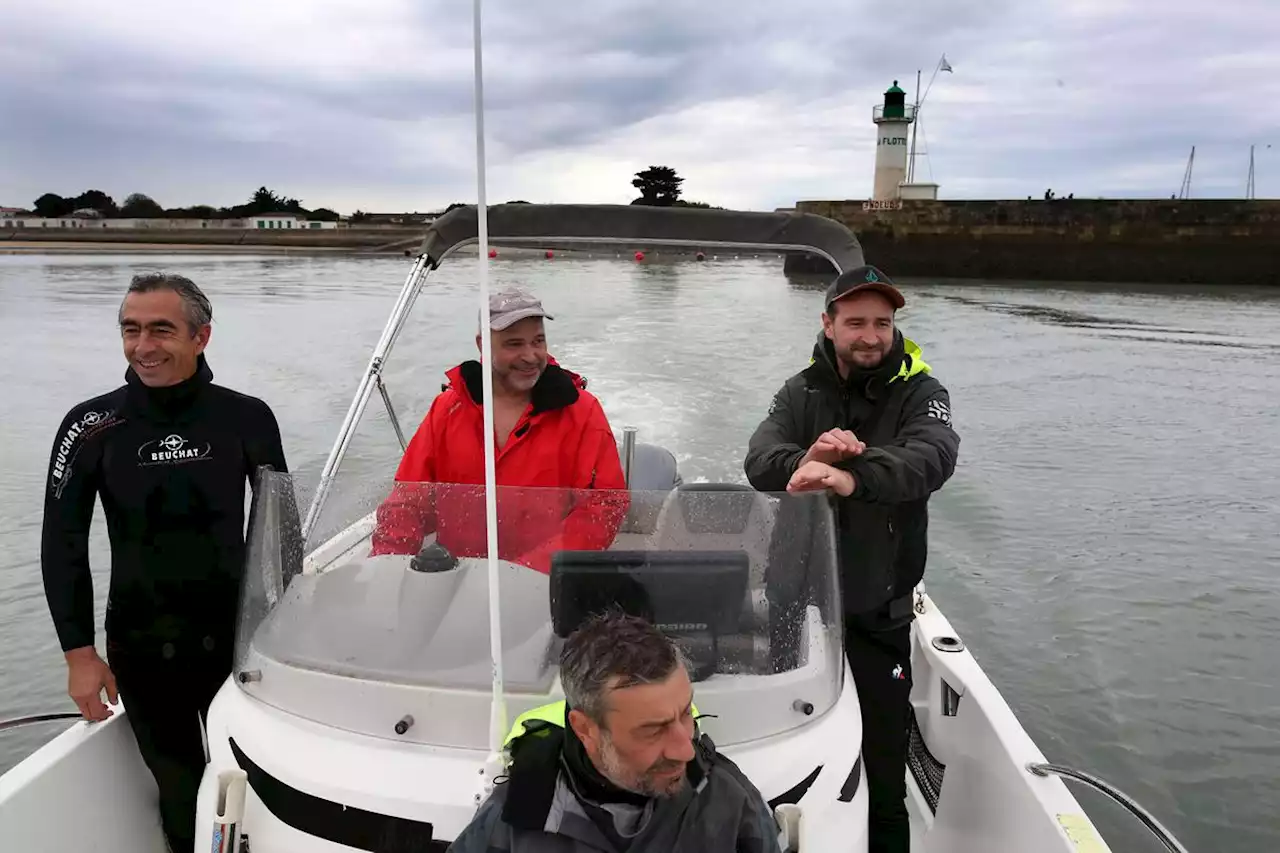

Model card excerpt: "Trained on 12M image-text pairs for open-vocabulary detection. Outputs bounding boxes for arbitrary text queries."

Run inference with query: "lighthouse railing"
[873,104,916,122]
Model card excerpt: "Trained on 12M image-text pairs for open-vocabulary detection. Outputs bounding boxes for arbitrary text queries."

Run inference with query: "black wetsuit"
[40,354,288,851]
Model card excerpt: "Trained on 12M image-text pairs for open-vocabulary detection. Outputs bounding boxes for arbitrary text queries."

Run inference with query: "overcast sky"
[2,0,1276,214]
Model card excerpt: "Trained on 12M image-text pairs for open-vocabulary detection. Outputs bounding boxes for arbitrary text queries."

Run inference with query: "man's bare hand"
[65,647,118,722]
[787,461,856,497]
[800,429,865,467]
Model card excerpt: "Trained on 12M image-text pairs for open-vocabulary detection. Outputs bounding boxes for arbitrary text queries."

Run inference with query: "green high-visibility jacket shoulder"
[505,700,700,747]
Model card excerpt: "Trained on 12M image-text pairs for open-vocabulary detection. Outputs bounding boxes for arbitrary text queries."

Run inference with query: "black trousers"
[107,642,231,852]
[844,617,913,853]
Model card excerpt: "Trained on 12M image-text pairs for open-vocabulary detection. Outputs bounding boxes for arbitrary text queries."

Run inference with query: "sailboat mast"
[1179,146,1195,199]
[1247,144,1256,200]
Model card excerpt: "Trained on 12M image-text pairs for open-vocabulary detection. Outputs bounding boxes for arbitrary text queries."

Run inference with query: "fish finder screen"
[549,549,750,639]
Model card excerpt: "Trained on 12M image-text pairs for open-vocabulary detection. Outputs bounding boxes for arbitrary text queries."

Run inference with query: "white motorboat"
[0,203,1190,853]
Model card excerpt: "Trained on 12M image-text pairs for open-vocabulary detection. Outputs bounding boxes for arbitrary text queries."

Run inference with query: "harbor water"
[0,251,1277,851]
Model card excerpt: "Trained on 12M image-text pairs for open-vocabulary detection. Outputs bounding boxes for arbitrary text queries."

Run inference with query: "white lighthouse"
[872,80,913,200]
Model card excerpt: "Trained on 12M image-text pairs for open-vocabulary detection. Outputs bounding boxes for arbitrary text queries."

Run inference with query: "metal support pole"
[621,426,638,487]
[908,68,921,185]
[376,370,408,451]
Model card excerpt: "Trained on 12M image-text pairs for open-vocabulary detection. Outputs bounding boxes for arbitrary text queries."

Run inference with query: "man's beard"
[839,343,887,371]
[496,362,544,393]
[596,733,688,799]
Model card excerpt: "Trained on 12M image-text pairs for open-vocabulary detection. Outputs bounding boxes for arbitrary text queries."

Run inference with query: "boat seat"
[617,443,681,536]
[653,482,775,606]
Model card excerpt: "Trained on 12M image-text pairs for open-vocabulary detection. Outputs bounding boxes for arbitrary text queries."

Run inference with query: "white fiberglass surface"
[233,470,844,748]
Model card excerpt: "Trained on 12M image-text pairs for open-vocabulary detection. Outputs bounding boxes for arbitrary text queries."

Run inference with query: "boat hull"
[905,591,1113,853]
[192,664,869,852]
[0,593,1117,853]
[0,706,168,853]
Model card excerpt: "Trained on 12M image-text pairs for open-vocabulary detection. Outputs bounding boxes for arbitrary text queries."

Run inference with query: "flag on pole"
[940,54,954,73]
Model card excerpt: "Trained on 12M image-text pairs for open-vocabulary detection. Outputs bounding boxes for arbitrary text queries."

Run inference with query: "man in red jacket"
[369,285,629,573]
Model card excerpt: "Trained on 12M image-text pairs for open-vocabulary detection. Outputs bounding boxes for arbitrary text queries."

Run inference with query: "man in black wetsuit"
[744,266,959,853]
[40,272,290,852]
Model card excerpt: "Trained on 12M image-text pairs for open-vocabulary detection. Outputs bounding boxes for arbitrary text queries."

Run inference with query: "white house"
[249,213,338,230]
[0,207,33,228]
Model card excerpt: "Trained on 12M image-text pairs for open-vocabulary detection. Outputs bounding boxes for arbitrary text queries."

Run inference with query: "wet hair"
[118,273,213,333]
[560,608,687,726]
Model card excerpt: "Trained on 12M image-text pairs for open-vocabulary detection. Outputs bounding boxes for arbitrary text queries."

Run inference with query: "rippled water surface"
[1,253,1277,851]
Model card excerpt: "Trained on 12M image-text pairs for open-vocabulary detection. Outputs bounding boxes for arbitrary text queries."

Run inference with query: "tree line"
[26,167,715,222]
[28,186,340,221]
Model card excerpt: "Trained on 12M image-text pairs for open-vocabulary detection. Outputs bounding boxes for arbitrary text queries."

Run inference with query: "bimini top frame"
[419,202,865,271]
[301,202,865,540]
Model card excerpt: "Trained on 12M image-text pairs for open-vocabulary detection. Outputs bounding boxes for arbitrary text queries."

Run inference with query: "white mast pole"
[471,0,507,765]
[907,68,921,184]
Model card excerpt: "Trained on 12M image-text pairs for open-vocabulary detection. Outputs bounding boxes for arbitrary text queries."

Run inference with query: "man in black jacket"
[40,272,290,852]
[744,265,959,853]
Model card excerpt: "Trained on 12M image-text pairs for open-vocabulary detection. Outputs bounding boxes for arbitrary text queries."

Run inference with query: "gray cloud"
[0,0,1276,213]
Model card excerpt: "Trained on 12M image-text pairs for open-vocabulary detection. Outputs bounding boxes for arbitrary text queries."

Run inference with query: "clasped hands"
[786,429,865,497]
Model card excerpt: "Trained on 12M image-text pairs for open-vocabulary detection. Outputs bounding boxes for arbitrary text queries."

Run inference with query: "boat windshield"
[234,469,844,749]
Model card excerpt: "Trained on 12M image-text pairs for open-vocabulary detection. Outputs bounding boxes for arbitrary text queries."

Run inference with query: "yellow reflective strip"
[504,701,703,746]
[1056,814,1108,853]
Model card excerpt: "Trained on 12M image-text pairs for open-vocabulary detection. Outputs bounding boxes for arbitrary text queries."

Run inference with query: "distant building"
[253,213,300,229]
[249,213,339,230]
[0,214,339,230]
[0,207,30,228]
[352,212,439,227]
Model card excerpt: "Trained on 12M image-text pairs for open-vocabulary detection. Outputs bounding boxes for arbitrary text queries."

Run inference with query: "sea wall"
[790,199,1280,285]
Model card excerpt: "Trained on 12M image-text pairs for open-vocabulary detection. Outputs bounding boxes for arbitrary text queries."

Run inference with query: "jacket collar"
[805,329,931,400]
[501,710,713,841]
[448,356,583,415]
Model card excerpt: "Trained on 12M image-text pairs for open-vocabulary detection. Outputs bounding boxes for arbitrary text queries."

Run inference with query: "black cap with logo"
[824,264,905,312]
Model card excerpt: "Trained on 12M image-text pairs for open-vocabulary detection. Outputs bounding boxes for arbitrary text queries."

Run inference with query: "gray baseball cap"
[487,285,554,331]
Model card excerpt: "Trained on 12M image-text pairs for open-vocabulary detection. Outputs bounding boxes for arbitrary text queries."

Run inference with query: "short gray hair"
[560,609,688,726]
[119,272,213,333]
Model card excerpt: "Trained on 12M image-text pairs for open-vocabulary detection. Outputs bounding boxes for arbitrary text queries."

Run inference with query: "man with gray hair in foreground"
[447,609,783,853]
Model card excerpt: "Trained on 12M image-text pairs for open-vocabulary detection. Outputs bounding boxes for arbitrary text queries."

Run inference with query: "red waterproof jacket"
[369,358,629,573]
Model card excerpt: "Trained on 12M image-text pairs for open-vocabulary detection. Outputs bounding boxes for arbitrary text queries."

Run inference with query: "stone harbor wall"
[788,199,1280,285]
